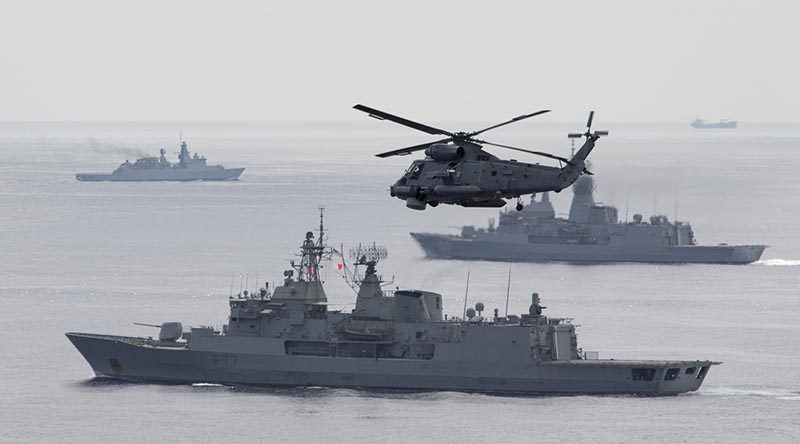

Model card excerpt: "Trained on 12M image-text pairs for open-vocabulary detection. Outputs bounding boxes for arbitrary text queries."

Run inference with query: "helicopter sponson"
[355,104,606,211]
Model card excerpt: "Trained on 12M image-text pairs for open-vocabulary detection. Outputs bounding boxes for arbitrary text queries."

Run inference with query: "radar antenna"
[339,243,390,293]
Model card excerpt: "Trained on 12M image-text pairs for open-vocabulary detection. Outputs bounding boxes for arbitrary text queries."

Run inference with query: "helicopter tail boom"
[563,111,606,177]
[567,135,598,168]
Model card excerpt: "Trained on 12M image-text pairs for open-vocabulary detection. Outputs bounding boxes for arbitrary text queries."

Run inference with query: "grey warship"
[67,212,719,395]
[411,173,766,264]
[76,140,244,181]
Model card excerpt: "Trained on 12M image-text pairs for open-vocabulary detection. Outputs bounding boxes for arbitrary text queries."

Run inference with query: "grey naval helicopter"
[354,104,607,211]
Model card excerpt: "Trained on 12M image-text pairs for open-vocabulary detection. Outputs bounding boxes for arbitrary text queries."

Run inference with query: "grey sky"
[1,0,797,122]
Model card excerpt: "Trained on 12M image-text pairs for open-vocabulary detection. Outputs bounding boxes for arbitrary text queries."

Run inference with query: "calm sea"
[1,121,798,443]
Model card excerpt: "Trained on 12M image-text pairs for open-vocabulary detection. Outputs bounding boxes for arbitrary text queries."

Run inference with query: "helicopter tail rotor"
[568,110,608,140]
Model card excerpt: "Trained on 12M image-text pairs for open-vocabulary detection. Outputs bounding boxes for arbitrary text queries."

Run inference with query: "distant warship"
[67,211,719,395]
[691,118,737,129]
[411,173,765,264]
[76,140,244,181]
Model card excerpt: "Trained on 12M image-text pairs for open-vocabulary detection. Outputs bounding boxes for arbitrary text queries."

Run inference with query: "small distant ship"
[76,140,244,181]
[691,118,737,129]
[411,173,766,264]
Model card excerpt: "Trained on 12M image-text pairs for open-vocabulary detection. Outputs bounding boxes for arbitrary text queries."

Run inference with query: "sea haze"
[0,122,798,443]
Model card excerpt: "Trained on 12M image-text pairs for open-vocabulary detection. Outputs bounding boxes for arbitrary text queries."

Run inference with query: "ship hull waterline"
[411,233,766,265]
[75,167,245,182]
[67,333,716,396]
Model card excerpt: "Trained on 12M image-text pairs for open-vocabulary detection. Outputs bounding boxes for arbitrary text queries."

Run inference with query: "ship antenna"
[504,263,513,317]
[318,206,326,248]
[229,273,234,298]
[674,186,679,223]
[462,264,471,320]
[239,274,243,296]
[625,194,630,224]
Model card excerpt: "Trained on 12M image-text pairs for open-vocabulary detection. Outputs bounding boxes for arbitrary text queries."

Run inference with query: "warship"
[67,211,719,395]
[76,140,244,181]
[691,118,737,129]
[411,173,766,264]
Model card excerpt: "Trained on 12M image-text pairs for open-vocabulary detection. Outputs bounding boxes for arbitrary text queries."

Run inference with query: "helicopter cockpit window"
[404,161,424,179]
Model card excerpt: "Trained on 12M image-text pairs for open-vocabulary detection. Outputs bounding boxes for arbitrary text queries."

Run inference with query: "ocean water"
[0,121,798,443]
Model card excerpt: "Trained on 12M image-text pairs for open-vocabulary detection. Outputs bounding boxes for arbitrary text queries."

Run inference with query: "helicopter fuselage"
[390,142,582,210]
[352,104,603,210]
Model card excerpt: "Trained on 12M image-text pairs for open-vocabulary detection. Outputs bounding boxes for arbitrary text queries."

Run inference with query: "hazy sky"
[1,0,797,122]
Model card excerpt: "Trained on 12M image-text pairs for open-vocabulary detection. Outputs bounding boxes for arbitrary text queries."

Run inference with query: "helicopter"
[354,104,607,211]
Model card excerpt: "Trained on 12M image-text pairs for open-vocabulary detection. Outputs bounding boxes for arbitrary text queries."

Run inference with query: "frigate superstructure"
[76,140,244,181]
[411,172,766,264]
[67,211,719,395]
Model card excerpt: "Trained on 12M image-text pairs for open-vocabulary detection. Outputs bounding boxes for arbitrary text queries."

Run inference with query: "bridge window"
[631,368,656,381]
[664,368,680,381]
[696,366,709,379]
[685,367,696,375]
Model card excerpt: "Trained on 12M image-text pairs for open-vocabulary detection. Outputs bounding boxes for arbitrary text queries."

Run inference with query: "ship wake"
[753,259,800,266]
[700,386,800,400]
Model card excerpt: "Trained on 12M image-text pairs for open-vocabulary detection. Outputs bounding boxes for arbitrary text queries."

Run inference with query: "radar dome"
[466,307,476,318]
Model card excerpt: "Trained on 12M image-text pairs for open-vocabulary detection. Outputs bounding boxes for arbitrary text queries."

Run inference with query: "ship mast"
[295,207,331,282]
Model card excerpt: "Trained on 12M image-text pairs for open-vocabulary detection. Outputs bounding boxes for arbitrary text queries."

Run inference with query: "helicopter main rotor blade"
[469,110,551,136]
[586,110,595,130]
[375,138,452,158]
[354,104,453,137]
[477,140,575,166]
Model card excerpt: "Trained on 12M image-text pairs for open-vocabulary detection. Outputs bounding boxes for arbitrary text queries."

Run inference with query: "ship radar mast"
[292,207,332,282]
[340,243,390,293]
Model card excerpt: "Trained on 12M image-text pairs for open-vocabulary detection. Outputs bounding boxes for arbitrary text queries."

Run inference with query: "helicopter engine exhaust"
[424,144,464,161]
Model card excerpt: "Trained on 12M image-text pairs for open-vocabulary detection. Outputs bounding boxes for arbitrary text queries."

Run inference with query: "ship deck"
[543,359,721,367]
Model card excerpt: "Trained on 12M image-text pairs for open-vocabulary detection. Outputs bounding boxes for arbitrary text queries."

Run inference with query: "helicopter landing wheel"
[515,200,523,211]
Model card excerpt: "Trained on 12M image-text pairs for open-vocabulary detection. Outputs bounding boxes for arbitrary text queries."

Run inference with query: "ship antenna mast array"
[318,206,326,248]
[293,206,333,282]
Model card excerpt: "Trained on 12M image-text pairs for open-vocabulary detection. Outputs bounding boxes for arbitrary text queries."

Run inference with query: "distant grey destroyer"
[76,140,244,181]
[412,172,766,264]
[67,211,718,395]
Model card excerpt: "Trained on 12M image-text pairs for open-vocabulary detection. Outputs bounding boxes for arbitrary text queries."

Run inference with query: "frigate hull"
[411,233,766,264]
[66,333,713,396]
[76,167,244,182]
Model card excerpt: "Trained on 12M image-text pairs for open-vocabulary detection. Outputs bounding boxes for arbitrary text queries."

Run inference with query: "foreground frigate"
[76,140,244,181]
[412,173,765,264]
[67,213,719,395]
